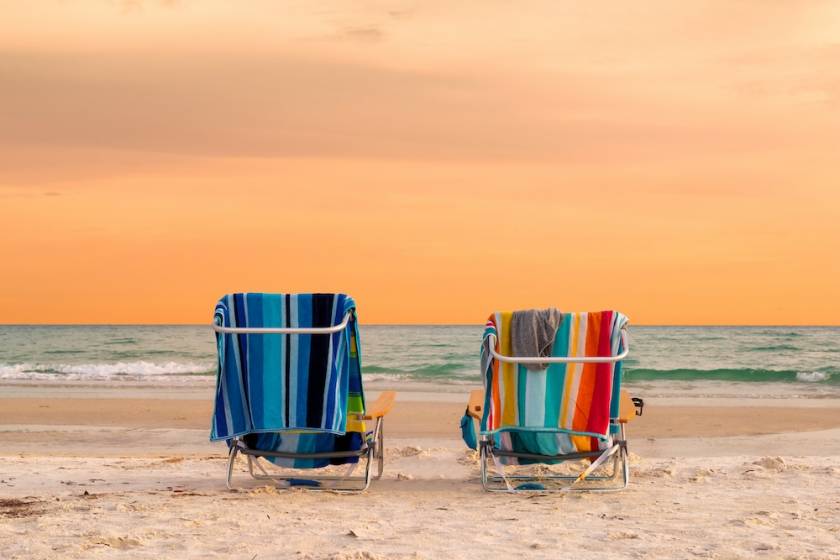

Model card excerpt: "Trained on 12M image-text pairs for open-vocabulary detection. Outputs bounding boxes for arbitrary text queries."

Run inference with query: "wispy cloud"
[339,25,385,43]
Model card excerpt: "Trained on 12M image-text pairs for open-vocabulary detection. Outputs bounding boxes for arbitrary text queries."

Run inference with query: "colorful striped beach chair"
[211,293,396,492]
[462,310,643,492]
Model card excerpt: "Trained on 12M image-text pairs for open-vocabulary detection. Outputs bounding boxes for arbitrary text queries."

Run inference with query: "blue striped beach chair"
[211,293,396,492]
[462,310,643,492]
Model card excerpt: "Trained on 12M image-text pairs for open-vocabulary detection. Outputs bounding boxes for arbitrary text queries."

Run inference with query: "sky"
[1,1,839,325]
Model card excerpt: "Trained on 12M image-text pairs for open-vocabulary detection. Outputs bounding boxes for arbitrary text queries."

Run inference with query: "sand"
[2,384,840,559]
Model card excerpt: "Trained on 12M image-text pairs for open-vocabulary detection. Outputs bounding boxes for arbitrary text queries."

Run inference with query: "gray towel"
[510,308,563,371]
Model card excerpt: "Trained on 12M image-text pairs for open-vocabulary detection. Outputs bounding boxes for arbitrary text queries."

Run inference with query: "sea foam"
[0,361,213,380]
[796,371,831,383]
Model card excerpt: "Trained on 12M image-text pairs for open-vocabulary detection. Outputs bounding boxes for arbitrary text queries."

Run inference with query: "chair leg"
[374,418,385,480]
[479,441,490,491]
[229,437,376,493]
[478,433,631,493]
[620,424,630,489]
[226,441,239,490]
[573,443,620,485]
[361,446,374,491]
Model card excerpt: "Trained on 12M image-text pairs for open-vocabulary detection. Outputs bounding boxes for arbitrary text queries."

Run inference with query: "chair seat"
[490,430,613,465]
[242,431,367,468]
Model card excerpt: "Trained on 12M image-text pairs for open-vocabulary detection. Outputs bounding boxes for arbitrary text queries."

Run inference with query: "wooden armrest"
[618,390,636,423]
[467,389,484,420]
[364,391,396,420]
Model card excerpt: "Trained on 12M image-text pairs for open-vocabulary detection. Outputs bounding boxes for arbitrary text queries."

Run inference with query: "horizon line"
[1,323,839,328]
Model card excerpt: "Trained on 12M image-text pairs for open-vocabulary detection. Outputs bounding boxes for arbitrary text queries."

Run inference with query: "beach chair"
[210,293,396,492]
[462,310,643,492]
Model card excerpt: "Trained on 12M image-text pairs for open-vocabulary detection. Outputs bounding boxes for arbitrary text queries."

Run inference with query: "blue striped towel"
[210,293,364,442]
[242,431,365,469]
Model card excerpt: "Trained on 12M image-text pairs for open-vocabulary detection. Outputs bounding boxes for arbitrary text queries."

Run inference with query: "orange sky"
[1,1,839,325]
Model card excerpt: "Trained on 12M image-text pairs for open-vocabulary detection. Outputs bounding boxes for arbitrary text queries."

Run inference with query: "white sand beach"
[4,0,840,557]
[2,384,840,559]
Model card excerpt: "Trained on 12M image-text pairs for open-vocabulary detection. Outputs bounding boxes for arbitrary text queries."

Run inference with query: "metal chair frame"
[479,327,634,493]
[215,312,384,493]
[225,416,385,492]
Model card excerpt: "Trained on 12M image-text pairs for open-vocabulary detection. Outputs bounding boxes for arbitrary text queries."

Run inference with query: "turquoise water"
[0,325,838,396]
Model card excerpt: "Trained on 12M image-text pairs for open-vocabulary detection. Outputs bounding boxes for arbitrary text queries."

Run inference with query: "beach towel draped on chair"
[210,293,393,490]
[467,309,636,490]
[480,311,627,440]
[212,293,364,441]
[242,431,365,469]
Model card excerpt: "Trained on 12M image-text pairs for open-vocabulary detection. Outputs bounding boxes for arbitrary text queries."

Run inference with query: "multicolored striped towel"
[210,293,365,442]
[479,310,628,453]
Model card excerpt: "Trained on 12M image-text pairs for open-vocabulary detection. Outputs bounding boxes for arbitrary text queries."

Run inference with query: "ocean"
[1,325,838,398]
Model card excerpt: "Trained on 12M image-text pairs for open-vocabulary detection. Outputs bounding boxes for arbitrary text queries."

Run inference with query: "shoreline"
[3,378,840,399]
[4,384,840,457]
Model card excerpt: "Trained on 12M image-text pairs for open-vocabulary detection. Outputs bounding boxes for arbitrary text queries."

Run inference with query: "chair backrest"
[480,310,628,441]
[210,293,364,441]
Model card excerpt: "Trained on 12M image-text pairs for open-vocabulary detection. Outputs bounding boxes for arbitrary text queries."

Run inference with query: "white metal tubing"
[212,312,352,335]
[487,329,629,364]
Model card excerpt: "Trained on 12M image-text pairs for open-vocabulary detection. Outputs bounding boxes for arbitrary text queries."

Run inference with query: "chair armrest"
[467,389,484,420]
[364,391,396,420]
[618,390,637,423]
